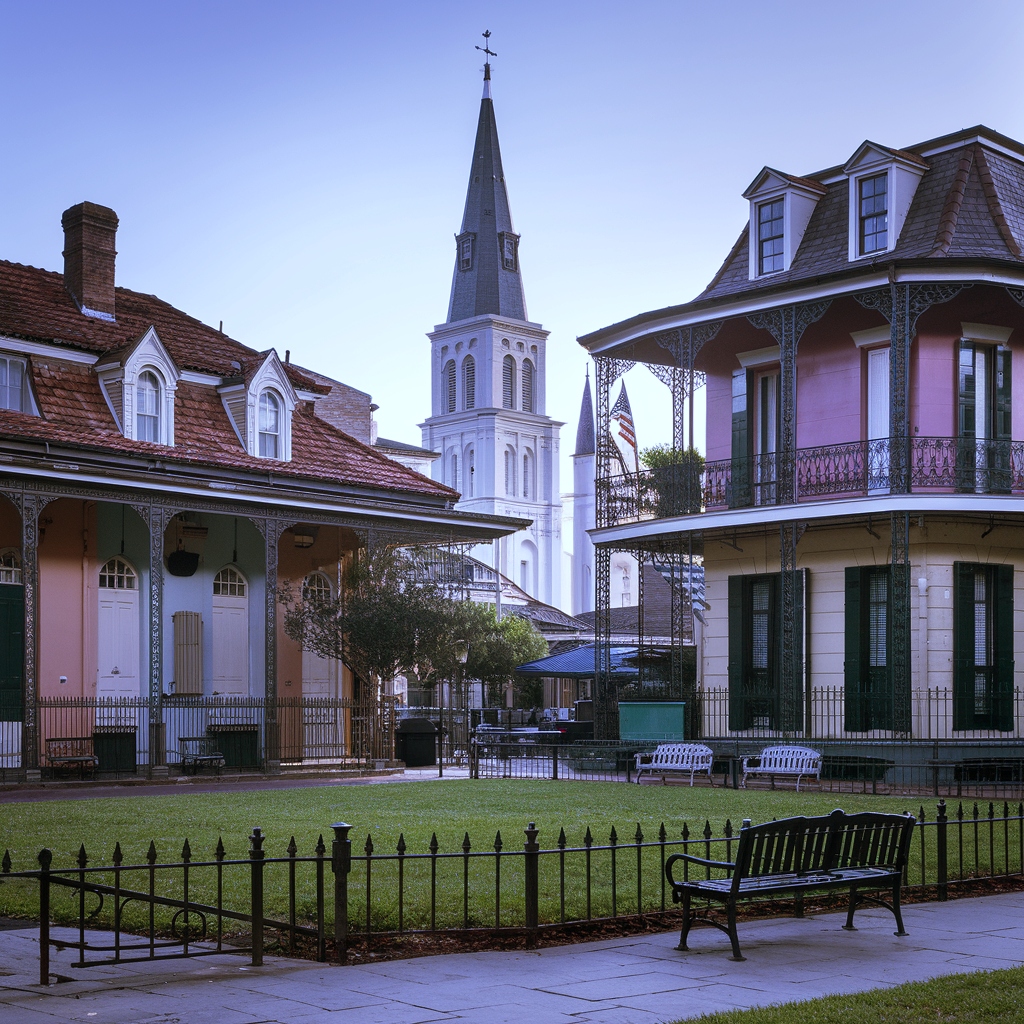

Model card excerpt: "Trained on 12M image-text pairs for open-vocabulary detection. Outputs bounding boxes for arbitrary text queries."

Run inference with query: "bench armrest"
[666,851,736,883]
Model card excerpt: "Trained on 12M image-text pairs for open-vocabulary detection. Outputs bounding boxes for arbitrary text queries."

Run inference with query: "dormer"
[744,168,826,279]
[218,350,298,461]
[95,326,179,445]
[844,142,927,261]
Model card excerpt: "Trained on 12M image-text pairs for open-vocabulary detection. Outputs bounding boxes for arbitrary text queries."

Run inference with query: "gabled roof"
[446,67,528,323]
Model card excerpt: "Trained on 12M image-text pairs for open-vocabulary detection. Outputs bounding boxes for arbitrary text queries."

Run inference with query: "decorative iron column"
[856,282,966,736]
[18,490,41,775]
[253,516,287,771]
[132,501,174,773]
[779,522,804,735]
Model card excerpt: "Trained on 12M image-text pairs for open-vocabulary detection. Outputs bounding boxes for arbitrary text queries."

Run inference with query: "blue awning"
[516,643,656,678]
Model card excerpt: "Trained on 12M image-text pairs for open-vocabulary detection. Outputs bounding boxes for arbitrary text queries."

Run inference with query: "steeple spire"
[447,33,527,324]
[574,370,595,456]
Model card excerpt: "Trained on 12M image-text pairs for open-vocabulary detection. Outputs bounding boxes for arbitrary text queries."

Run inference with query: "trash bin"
[396,717,437,767]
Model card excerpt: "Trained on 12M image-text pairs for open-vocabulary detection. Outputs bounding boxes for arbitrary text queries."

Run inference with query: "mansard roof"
[0,258,457,502]
[446,68,528,323]
[700,127,1024,302]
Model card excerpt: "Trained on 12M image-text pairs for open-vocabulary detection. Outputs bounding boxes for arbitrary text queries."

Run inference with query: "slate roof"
[446,68,528,323]
[0,259,458,501]
[699,129,1024,303]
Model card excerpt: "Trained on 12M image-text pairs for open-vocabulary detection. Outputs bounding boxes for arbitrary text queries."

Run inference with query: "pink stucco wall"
[795,337,861,449]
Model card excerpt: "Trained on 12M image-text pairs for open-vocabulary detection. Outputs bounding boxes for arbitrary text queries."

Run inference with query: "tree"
[466,610,548,707]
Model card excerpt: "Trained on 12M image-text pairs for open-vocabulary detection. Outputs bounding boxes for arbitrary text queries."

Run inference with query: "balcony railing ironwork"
[599,437,1024,527]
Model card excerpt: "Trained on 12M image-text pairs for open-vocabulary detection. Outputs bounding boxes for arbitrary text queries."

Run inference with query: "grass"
[0,780,966,935]
[675,966,1024,1023]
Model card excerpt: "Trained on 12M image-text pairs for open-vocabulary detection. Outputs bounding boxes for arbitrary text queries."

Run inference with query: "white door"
[97,557,140,700]
[867,347,890,492]
[212,567,249,695]
[301,573,342,757]
[755,372,778,504]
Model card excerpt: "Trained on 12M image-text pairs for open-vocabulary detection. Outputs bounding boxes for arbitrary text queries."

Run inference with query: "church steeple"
[447,51,527,323]
[574,371,595,456]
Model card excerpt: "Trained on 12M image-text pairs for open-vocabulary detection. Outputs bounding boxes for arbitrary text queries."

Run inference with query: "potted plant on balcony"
[639,445,705,517]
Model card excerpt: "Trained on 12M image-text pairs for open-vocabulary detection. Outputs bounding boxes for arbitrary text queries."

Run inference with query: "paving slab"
[2,894,1024,1023]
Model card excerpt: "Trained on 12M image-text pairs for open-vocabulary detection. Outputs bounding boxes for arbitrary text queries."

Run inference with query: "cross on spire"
[476,29,496,81]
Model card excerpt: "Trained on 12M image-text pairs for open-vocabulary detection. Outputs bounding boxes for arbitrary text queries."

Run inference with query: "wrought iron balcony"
[599,437,1024,527]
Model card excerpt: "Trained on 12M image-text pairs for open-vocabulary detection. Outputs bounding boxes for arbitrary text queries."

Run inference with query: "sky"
[3,1,1024,484]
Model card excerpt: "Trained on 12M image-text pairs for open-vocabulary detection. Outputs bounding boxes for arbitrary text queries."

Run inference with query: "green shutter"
[956,342,976,492]
[993,349,1013,492]
[952,561,975,730]
[730,370,750,508]
[728,575,746,731]
[994,563,1014,731]
[844,567,863,731]
[0,585,23,722]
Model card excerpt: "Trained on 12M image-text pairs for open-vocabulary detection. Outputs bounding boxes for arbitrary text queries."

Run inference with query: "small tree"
[467,610,548,707]
[638,444,705,517]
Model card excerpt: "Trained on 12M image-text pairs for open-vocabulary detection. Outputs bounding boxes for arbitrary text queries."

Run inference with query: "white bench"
[635,743,715,786]
[741,745,821,792]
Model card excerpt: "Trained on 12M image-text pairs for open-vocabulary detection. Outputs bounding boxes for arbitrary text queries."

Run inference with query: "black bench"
[179,736,225,775]
[665,808,916,960]
[45,737,99,779]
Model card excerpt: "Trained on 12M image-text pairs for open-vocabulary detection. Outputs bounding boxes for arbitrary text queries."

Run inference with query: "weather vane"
[475,29,497,62]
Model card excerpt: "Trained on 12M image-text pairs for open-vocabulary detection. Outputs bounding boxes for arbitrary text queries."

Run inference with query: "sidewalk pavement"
[2,892,1023,1024]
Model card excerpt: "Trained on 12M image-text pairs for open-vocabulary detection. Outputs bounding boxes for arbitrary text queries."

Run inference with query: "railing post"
[936,800,948,901]
[524,822,540,945]
[331,822,351,964]
[38,848,51,986]
[249,827,265,966]
[551,743,558,781]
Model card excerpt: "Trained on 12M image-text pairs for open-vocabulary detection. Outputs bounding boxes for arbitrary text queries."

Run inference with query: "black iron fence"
[598,436,1024,526]
[3,800,1022,984]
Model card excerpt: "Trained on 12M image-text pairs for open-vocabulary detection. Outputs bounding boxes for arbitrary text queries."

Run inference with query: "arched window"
[137,371,160,442]
[444,360,456,413]
[451,452,459,490]
[462,356,475,410]
[0,548,20,585]
[99,557,137,590]
[258,391,281,458]
[502,355,517,410]
[464,445,475,497]
[213,566,247,597]
[522,359,535,413]
[302,572,332,605]
[504,446,517,496]
[523,450,535,499]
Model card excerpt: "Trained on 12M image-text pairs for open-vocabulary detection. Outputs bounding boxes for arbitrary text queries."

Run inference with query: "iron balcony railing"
[599,436,1024,526]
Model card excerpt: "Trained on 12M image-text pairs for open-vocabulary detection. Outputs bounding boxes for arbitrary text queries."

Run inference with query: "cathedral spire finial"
[476,29,496,97]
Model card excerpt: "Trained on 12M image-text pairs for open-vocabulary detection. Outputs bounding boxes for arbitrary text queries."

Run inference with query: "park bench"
[635,743,715,786]
[742,745,821,791]
[179,736,226,775]
[45,736,99,778]
[665,808,915,960]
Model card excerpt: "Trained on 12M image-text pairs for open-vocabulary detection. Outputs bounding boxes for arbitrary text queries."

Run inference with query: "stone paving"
[1,892,1023,1023]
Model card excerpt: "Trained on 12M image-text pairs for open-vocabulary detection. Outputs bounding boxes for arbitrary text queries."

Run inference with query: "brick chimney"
[61,202,118,320]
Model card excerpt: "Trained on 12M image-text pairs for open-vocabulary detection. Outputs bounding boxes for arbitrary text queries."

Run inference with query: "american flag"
[610,382,638,473]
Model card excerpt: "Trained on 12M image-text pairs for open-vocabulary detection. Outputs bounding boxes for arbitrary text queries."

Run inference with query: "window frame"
[502,355,517,410]
[757,198,785,276]
[443,359,457,414]
[257,389,282,459]
[462,355,475,410]
[844,565,898,731]
[0,355,28,414]
[858,172,888,255]
[136,369,161,443]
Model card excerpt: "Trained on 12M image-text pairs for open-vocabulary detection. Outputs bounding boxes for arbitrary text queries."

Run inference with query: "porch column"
[19,491,41,777]
[254,516,287,771]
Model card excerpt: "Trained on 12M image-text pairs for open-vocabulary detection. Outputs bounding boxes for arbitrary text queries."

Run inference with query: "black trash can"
[396,717,437,767]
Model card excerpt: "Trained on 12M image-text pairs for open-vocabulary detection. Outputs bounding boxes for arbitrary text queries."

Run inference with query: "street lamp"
[439,639,470,778]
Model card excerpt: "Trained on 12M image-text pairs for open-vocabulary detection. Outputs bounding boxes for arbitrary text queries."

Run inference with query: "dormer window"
[858,173,888,255]
[757,199,786,274]
[258,390,282,458]
[0,356,30,412]
[136,371,160,442]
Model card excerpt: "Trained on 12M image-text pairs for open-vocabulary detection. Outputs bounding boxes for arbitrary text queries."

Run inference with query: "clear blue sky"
[3,1,1024,474]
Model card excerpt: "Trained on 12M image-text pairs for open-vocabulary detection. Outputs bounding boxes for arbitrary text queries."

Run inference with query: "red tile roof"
[0,260,456,501]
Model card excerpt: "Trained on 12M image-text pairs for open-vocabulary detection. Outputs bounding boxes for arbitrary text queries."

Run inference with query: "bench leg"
[843,887,858,930]
[726,898,745,961]
[891,880,908,937]
[676,889,692,951]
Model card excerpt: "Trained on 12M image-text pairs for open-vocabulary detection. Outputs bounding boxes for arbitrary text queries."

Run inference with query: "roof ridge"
[930,145,975,256]
[974,145,1023,257]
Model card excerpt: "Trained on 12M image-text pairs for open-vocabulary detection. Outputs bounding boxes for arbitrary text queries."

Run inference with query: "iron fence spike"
[315,834,326,856]
[147,840,157,864]
[113,842,122,866]
[365,834,374,856]
[77,844,87,868]
[463,832,471,853]
[429,833,439,855]
[558,827,567,849]
[397,833,406,855]
[182,838,191,862]
[287,836,297,857]
[1,850,10,873]
[216,837,226,860]
[659,822,667,842]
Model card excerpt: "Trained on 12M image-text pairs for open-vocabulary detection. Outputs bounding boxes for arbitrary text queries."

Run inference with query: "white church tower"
[420,56,561,605]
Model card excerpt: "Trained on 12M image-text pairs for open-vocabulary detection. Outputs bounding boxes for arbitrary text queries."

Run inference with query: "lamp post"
[439,639,470,778]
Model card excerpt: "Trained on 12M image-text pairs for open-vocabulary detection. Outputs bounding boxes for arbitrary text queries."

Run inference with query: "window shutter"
[956,343,976,492]
[953,561,975,730]
[993,348,1012,493]
[502,356,516,410]
[522,360,534,413]
[730,370,750,508]
[728,575,746,731]
[463,357,475,410]
[843,566,864,731]
[994,563,1014,731]
[445,360,456,414]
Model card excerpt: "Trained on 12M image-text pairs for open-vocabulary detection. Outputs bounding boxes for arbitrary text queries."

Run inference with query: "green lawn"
[676,966,1024,1023]
[0,780,946,934]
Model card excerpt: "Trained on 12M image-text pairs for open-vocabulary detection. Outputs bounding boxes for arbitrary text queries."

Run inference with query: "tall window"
[504,447,517,496]
[523,450,535,499]
[757,198,785,274]
[954,562,1013,730]
[858,173,888,255]
[0,356,27,412]
[136,371,160,442]
[444,360,456,413]
[464,445,475,497]
[958,341,1012,493]
[450,452,459,490]
[844,566,894,731]
[502,355,517,410]
[462,356,475,410]
[728,571,805,731]
[522,359,535,412]
[258,391,281,458]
